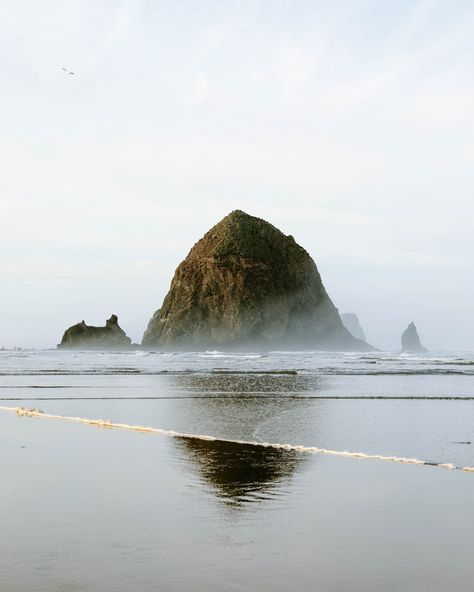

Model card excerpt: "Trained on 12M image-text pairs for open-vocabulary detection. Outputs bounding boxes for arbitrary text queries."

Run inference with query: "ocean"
[1,349,473,591]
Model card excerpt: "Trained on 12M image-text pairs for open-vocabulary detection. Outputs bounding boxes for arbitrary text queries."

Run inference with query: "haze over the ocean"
[1,1,473,350]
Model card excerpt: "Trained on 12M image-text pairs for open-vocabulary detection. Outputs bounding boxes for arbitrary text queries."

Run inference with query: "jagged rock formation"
[58,315,132,350]
[341,313,367,341]
[143,210,372,351]
[401,322,427,353]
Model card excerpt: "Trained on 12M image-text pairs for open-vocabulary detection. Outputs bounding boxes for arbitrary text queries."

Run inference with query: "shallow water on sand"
[1,349,474,590]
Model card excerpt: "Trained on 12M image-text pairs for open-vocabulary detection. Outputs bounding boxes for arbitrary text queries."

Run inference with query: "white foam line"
[2,406,474,473]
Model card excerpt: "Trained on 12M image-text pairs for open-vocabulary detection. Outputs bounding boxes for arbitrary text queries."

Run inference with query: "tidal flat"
[1,349,473,591]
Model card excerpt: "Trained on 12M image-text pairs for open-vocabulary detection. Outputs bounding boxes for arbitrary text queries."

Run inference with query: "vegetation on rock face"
[58,315,132,350]
[212,211,303,263]
[143,210,371,350]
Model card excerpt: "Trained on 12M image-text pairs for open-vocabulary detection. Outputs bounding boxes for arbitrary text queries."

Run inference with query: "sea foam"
[1,405,473,474]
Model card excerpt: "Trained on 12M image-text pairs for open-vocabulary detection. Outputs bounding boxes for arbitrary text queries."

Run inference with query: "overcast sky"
[1,0,473,350]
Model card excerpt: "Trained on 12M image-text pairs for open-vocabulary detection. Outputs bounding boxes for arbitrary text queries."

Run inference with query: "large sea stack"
[143,210,371,351]
[401,321,427,353]
[58,315,132,350]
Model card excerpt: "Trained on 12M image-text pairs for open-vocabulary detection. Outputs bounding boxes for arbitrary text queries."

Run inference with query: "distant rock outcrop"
[401,322,427,353]
[143,210,372,351]
[341,313,367,341]
[58,315,132,350]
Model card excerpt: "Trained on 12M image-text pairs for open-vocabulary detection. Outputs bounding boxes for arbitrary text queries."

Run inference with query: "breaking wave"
[1,367,473,376]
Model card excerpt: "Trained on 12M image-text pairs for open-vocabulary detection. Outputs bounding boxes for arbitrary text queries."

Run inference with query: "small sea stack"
[143,210,373,351]
[340,313,367,341]
[401,322,427,353]
[58,315,132,350]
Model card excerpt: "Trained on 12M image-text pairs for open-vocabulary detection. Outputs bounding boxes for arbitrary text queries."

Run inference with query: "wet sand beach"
[1,349,473,591]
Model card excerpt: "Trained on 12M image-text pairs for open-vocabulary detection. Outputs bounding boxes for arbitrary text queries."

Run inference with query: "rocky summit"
[401,321,427,353]
[142,210,371,351]
[58,315,132,350]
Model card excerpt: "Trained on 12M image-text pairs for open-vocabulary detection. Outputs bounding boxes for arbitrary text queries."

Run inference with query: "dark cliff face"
[58,315,132,350]
[142,210,371,351]
[401,322,427,353]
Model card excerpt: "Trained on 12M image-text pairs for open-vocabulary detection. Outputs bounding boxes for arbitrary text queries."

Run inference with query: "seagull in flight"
[62,67,74,75]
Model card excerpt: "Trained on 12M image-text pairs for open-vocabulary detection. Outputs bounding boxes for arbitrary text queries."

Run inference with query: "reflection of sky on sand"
[165,371,318,443]
[2,412,474,592]
[174,437,306,507]
[0,349,473,591]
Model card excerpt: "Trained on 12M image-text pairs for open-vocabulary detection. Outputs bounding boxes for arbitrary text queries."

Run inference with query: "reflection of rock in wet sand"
[175,370,320,395]
[170,371,314,506]
[175,437,305,506]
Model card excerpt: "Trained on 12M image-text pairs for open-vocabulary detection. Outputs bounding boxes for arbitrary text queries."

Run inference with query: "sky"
[0,0,473,350]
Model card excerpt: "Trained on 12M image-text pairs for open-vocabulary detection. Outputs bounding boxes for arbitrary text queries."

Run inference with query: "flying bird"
[62,67,74,75]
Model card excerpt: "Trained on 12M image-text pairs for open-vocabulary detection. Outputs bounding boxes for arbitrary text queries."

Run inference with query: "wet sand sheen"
[1,413,473,592]
[1,350,473,590]
[2,405,474,473]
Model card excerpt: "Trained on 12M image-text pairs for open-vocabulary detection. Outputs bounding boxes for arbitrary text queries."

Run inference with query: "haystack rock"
[401,322,427,353]
[58,315,132,350]
[340,313,367,341]
[143,210,372,351]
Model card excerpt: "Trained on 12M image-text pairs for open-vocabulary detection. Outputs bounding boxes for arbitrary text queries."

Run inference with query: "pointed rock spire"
[401,321,427,353]
[341,313,367,341]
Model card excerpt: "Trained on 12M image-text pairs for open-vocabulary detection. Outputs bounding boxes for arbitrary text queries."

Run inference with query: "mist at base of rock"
[340,313,367,342]
[58,315,133,350]
[401,322,427,353]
